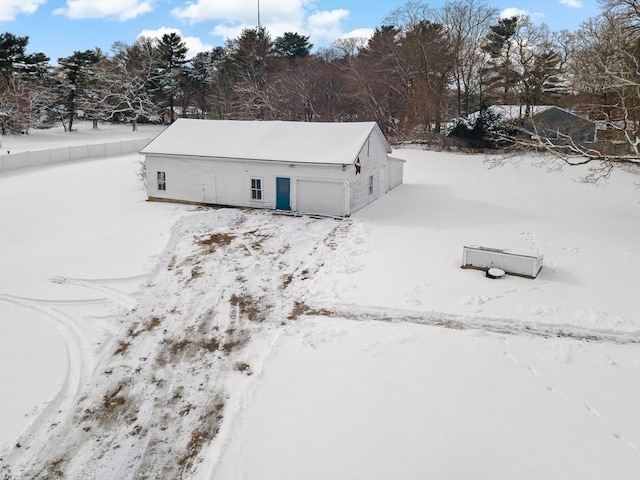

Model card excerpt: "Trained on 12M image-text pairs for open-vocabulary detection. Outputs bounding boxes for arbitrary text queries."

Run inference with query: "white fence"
[0,138,152,173]
[462,245,543,279]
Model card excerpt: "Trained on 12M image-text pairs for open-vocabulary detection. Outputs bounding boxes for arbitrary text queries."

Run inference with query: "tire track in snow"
[12,209,344,480]
[306,303,640,345]
[50,277,139,310]
[0,293,107,305]
[0,275,140,476]
[0,295,94,471]
[50,274,150,284]
[307,297,640,453]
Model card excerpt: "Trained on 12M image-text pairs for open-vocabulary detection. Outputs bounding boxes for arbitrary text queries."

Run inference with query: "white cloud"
[137,27,213,58]
[181,36,214,58]
[499,7,544,22]
[500,7,531,19]
[172,0,308,45]
[306,9,349,41]
[342,27,374,41]
[53,0,153,21]
[172,0,305,26]
[559,0,583,7]
[209,23,247,44]
[0,0,46,22]
[170,0,365,49]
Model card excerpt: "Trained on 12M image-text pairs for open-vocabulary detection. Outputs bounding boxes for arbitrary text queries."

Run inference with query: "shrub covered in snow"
[448,104,512,148]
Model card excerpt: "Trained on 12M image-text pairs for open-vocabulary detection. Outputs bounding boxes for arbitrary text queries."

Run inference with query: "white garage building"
[140,119,404,217]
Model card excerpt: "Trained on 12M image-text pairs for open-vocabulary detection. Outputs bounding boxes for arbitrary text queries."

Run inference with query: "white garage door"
[296,180,344,216]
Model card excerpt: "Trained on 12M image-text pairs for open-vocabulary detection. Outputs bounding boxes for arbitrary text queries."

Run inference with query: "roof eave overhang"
[140,152,349,168]
[387,154,407,163]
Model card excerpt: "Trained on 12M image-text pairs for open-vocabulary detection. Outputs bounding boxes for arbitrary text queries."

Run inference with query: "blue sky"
[2,0,602,62]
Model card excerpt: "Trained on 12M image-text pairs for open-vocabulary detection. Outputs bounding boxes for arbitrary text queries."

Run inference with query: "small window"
[368,174,374,195]
[157,171,166,191]
[251,178,263,201]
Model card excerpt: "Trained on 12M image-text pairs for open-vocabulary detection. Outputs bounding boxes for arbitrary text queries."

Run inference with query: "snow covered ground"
[0,124,638,479]
[0,122,164,154]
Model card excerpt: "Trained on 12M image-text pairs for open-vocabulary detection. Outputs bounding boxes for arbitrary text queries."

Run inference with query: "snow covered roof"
[490,104,551,120]
[140,119,388,165]
[464,105,552,123]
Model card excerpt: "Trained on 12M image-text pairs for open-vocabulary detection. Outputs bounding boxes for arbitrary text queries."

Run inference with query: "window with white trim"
[251,178,263,200]
[368,174,374,194]
[157,171,166,191]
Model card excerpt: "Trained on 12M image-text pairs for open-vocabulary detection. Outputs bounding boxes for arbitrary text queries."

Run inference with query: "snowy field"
[0,123,638,479]
[0,122,164,154]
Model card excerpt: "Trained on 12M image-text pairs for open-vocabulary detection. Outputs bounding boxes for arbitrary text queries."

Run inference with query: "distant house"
[460,104,551,126]
[140,119,404,217]
[522,106,597,144]
[460,105,597,144]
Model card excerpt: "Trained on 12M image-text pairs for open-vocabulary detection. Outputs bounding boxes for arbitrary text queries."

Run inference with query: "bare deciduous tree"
[100,39,161,130]
[403,20,453,133]
[439,0,497,116]
[494,1,639,183]
[351,26,412,136]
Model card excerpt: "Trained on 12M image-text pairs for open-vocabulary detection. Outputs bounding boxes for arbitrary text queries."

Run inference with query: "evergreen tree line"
[1,0,637,144]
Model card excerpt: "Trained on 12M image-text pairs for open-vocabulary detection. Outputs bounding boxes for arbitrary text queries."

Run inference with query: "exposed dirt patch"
[177,399,225,473]
[243,228,271,250]
[281,273,293,289]
[14,212,342,480]
[233,362,252,375]
[125,316,162,342]
[170,386,185,404]
[102,384,128,413]
[179,403,195,417]
[79,381,134,429]
[189,265,203,281]
[169,339,191,357]
[155,339,192,366]
[157,335,223,366]
[196,233,235,253]
[322,222,349,250]
[146,317,161,331]
[288,301,311,320]
[230,292,264,322]
[38,456,67,479]
[113,340,130,356]
[221,328,250,354]
[288,301,334,320]
[201,336,221,353]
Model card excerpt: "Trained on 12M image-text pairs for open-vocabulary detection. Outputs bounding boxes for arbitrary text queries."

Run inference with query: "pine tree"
[0,32,49,81]
[0,33,50,134]
[226,27,273,118]
[57,50,101,131]
[273,32,313,59]
[156,33,188,123]
[482,16,519,104]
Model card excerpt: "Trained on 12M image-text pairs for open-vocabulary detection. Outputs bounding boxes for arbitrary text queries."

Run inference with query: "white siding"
[348,131,392,213]
[146,155,350,214]
[388,157,404,189]
[296,180,345,216]
[202,172,217,203]
[143,124,403,217]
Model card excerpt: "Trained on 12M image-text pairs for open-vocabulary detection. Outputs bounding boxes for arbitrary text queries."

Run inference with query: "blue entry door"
[276,177,291,211]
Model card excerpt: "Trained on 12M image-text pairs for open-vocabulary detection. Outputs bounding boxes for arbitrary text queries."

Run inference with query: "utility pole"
[257,0,261,28]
